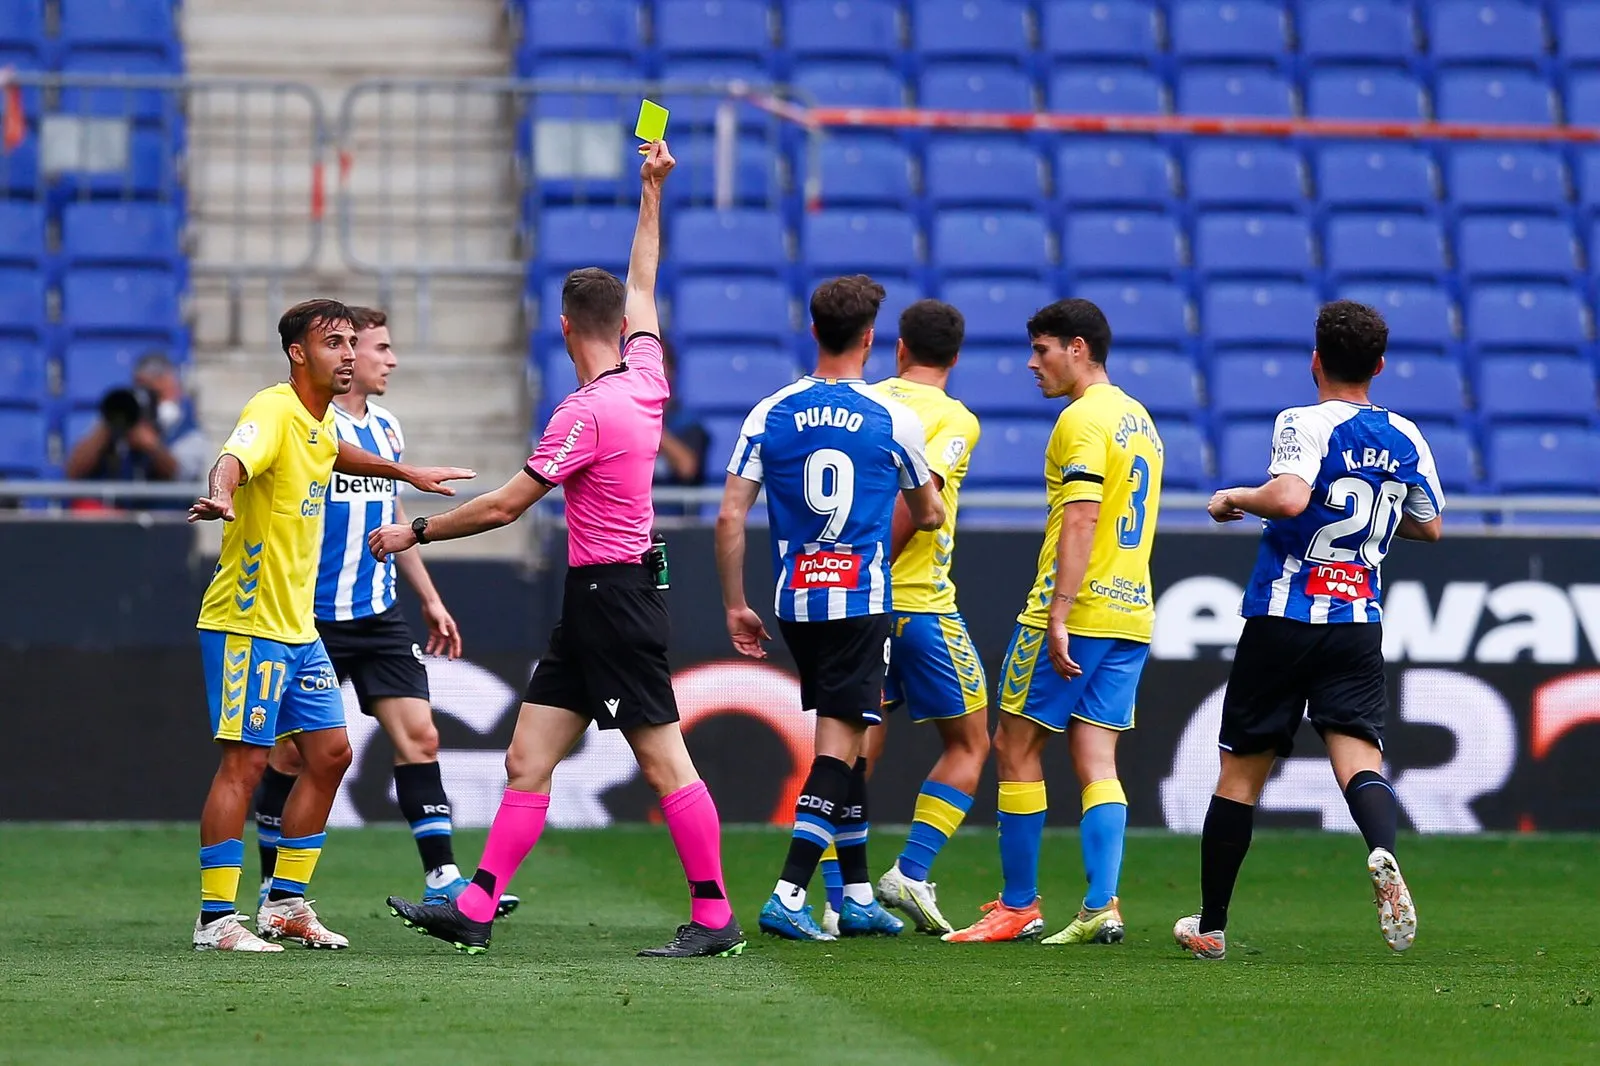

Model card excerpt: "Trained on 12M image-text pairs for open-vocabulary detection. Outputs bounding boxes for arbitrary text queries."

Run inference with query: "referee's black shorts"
[524,563,679,731]
[316,607,430,710]
[1219,615,1388,758]
[778,614,893,726]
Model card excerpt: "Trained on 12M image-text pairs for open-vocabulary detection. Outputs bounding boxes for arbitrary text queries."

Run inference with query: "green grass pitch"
[1,825,1596,1065]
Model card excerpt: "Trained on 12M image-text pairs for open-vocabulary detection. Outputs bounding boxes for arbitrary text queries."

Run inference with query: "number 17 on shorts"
[200,631,346,746]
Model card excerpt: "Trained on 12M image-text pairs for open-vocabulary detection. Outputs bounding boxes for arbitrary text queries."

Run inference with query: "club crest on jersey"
[384,426,402,454]
[307,427,319,445]
[788,550,862,589]
[1307,563,1374,600]
[249,706,268,732]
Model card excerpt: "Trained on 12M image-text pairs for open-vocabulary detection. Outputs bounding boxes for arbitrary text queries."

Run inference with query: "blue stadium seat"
[657,60,773,127]
[1217,420,1275,486]
[673,277,793,342]
[784,0,902,65]
[1445,146,1569,214]
[1434,70,1556,124]
[676,349,800,413]
[818,138,915,207]
[964,417,1058,486]
[1478,355,1598,423]
[58,0,178,62]
[1177,69,1296,117]
[61,339,144,405]
[923,138,1045,208]
[656,0,772,60]
[1314,145,1438,213]
[1048,66,1167,115]
[1488,426,1600,492]
[1209,352,1319,418]
[0,1,45,64]
[872,277,927,348]
[1192,214,1316,280]
[912,0,1031,64]
[1186,144,1307,211]
[1428,0,1548,69]
[1369,354,1469,424]
[918,64,1035,112]
[1118,350,1204,417]
[0,202,45,267]
[1565,71,1600,125]
[802,209,919,278]
[1040,1,1160,65]
[1339,283,1456,350]
[1159,420,1211,489]
[522,57,634,119]
[1056,141,1176,209]
[940,278,1052,344]
[62,269,181,338]
[1424,423,1479,491]
[60,52,180,124]
[949,348,1061,417]
[61,202,181,271]
[791,63,906,107]
[0,409,48,476]
[1202,283,1319,349]
[1305,69,1427,119]
[1323,215,1448,282]
[1467,284,1590,352]
[1071,280,1191,348]
[1580,150,1600,216]
[0,343,46,408]
[932,211,1052,280]
[1061,211,1184,278]
[670,209,789,276]
[537,207,637,273]
[1456,216,1579,282]
[1170,1,1289,66]
[1558,3,1600,67]
[0,269,46,339]
[519,0,644,61]
[661,138,782,208]
[1298,1,1418,67]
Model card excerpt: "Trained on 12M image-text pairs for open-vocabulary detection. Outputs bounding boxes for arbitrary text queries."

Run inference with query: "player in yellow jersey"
[946,298,1163,947]
[189,299,472,952]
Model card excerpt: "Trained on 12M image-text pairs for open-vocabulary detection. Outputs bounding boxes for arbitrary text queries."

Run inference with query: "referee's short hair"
[1027,298,1112,364]
[811,275,887,354]
[562,268,626,339]
[279,298,355,355]
[1315,300,1389,384]
[899,299,965,368]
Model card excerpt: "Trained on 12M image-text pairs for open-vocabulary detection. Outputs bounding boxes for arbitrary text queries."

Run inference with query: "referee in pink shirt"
[370,141,744,959]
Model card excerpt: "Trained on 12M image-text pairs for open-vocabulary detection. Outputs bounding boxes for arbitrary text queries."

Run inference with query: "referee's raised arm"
[625,141,675,340]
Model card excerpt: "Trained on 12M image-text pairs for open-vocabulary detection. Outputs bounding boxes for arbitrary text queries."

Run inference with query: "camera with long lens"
[99,386,159,437]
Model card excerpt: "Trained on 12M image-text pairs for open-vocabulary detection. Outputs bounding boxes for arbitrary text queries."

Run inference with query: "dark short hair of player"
[1026,298,1112,364]
[279,298,355,356]
[562,267,627,338]
[1315,300,1389,384]
[810,275,887,355]
[347,305,388,332]
[899,299,965,368]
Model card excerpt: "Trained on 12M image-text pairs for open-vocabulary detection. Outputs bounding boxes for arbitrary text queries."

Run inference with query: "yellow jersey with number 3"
[197,383,339,644]
[868,377,981,614]
[1017,381,1162,642]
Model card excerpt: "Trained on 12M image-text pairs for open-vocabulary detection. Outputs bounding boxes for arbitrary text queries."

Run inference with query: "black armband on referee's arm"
[524,464,555,487]
[625,331,661,345]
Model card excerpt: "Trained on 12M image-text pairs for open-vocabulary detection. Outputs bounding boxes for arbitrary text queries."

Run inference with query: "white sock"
[775,879,806,910]
[424,864,463,890]
[844,882,874,906]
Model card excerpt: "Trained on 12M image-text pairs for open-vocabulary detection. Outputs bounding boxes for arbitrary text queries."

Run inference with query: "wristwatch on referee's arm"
[411,515,430,544]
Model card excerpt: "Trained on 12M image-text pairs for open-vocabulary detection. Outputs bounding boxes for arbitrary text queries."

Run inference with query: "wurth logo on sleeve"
[542,417,587,476]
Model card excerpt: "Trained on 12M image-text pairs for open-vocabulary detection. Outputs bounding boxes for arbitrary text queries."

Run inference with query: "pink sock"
[661,780,733,929]
[457,789,549,922]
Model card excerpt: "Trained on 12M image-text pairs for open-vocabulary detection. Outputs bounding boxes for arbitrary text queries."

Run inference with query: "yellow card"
[634,99,669,145]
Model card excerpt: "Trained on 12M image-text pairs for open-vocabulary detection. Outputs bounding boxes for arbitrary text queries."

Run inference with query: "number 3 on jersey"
[805,448,856,540]
[1117,455,1151,549]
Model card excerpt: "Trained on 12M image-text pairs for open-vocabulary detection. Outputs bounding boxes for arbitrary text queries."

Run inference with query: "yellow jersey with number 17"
[1017,381,1162,642]
[197,383,339,644]
[868,377,981,614]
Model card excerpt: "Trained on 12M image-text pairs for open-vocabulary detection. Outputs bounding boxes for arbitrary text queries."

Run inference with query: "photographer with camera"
[65,353,211,488]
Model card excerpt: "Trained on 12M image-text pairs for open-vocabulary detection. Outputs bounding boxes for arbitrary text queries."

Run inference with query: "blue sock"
[820,845,844,912]
[1080,780,1128,910]
[997,781,1046,909]
[898,780,974,882]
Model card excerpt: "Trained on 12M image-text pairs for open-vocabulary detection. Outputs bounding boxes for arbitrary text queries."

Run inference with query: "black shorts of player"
[778,614,893,726]
[523,563,679,731]
[1219,615,1387,758]
[316,608,430,710]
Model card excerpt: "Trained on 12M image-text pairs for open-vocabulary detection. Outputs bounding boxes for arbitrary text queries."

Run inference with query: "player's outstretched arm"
[392,497,463,658]
[715,474,770,659]
[1209,474,1313,522]
[189,454,244,523]
[624,140,675,340]
[900,479,946,531]
[335,440,476,497]
[368,470,551,561]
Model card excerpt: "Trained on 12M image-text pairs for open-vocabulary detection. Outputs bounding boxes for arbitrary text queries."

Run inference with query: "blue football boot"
[759,894,836,941]
[839,897,905,936]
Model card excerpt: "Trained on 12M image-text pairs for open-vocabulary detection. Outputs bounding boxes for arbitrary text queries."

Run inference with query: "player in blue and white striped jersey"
[251,308,516,917]
[716,276,945,941]
[1175,300,1443,962]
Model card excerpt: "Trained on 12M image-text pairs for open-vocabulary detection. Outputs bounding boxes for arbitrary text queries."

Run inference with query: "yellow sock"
[270,831,325,896]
